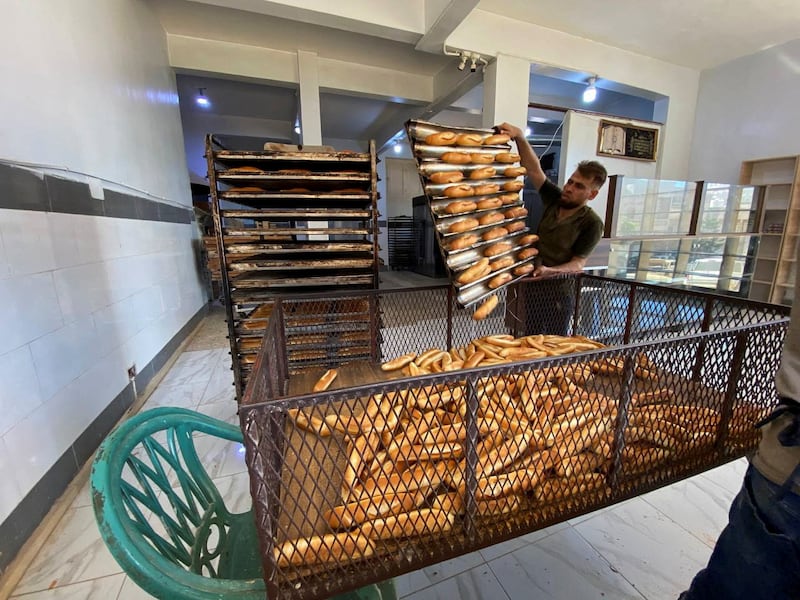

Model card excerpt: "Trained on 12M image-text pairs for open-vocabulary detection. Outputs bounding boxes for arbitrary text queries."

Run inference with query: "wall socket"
[127,364,137,380]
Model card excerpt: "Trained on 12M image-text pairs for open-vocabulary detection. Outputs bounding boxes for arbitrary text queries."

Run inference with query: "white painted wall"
[447,9,700,182]
[0,1,205,524]
[689,39,800,183]
[560,111,661,223]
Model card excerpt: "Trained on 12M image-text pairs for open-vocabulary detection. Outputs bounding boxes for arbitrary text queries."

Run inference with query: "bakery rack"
[205,135,381,401]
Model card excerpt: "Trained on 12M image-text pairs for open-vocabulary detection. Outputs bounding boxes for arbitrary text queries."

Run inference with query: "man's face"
[560,171,599,209]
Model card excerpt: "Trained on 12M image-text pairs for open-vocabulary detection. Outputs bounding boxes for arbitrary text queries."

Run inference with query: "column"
[296,50,327,240]
[482,53,530,130]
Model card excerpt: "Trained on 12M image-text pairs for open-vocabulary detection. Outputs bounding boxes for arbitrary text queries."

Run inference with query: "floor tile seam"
[10,568,126,598]
[568,521,650,600]
[637,494,719,550]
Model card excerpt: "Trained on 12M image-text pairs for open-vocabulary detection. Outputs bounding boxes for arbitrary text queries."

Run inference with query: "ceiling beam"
[415,0,481,54]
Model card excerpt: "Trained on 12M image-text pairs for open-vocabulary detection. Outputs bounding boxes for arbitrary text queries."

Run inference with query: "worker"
[494,122,607,334]
[679,248,800,599]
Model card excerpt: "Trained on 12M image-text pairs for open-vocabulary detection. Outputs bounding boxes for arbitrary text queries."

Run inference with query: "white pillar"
[297,50,323,145]
[296,51,328,239]
[482,53,530,130]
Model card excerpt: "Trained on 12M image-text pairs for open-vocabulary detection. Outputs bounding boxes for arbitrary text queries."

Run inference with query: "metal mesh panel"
[240,275,789,599]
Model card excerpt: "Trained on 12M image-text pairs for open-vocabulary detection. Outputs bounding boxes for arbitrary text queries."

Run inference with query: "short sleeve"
[572,216,603,258]
[537,180,561,207]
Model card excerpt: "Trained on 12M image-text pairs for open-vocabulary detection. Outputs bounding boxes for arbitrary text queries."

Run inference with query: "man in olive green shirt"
[496,122,606,275]
[496,123,606,334]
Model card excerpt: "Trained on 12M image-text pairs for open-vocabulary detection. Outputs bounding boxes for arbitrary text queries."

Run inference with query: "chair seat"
[217,510,264,580]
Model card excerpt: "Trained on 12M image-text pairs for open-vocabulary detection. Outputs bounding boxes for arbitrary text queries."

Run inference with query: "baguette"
[444,184,475,198]
[425,131,457,146]
[518,247,538,260]
[313,369,338,392]
[476,494,522,516]
[472,295,499,320]
[470,166,497,180]
[456,258,491,284]
[476,197,503,210]
[499,193,520,205]
[473,183,500,196]
[519,234,539,245]
[483,133,511,145]
[555,452,605,478]
[324,492,421,529]
[430,171,464,184]
[478,212,504,226]
[476,466,542,499]
[488,272,513,289]
[505,221,526,233]
[273,532,374,568]
[484,241,513,257]
[448,217,480,233]
[503,180,525,192]
[447,233,479,251]
[456,133,483,146]
[361,508,454,540]
[489,256,515,271]
[470,152,496,164]
[503,166,527,177]
[513,264,534,276]
[495,152,520,164]
[441,152,472,164]
[482,226,509,241]
[381,353,417,371]
[444,200,478,214]
[504,206,528,219]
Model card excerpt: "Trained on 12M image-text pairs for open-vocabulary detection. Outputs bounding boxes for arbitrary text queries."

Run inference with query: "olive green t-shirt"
[535,180,603,267]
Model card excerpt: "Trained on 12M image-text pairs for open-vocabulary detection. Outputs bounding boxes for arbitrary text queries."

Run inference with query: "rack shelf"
[740,155,800,306]
[206,135,381,400]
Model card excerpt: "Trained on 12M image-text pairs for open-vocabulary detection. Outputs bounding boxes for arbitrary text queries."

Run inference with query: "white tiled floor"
[5,308,747,599]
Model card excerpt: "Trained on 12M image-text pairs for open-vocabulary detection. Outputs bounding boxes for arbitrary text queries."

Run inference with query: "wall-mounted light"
[195,88,211,108]
[582,76,598,103]
[445,45,488,73]
[393,142,402,154]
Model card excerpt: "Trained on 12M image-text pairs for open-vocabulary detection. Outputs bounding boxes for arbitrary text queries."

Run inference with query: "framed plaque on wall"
[597,119,658,161]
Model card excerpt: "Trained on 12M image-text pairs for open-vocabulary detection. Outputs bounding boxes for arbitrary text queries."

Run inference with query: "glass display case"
[604,176,761,298]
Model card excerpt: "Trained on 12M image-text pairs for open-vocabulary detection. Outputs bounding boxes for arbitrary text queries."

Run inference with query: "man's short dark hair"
[576,160,607,189]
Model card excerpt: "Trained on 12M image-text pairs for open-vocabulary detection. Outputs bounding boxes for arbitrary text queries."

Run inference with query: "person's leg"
[679,465,800,599]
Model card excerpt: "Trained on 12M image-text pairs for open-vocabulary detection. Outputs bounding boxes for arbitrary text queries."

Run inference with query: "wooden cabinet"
[740,156,800,305]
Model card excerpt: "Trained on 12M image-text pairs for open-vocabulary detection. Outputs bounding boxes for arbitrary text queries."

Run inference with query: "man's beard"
[558,197,583,209]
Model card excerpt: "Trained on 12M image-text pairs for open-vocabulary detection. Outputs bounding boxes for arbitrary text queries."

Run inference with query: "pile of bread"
[273,333,750,570]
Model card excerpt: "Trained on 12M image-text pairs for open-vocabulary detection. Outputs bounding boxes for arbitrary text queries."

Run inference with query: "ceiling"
[478,0,800,70]
[164,0,799,178]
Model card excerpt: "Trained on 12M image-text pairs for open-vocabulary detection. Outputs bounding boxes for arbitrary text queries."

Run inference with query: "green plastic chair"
[91,406,396,600]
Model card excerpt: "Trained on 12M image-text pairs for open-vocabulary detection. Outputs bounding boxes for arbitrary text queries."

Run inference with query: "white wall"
[561,112,661,223]
[0,1,205,525]
[448,9,699,182]
[689,39,800,183]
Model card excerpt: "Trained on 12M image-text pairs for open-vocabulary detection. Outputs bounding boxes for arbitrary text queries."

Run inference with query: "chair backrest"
[91,406,265,599]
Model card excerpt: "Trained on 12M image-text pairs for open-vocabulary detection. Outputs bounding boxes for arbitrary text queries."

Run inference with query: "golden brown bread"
[430,171,464,184]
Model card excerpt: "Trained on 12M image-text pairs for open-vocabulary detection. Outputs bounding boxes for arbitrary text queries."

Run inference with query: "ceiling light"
[195,88,210,108]
[525,127,532,137]
[582,77,597,103]
[393,142,402,154]
[294,125,301,134]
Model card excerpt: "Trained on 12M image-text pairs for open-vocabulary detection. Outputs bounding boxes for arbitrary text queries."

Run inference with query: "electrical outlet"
[127,364,137,380]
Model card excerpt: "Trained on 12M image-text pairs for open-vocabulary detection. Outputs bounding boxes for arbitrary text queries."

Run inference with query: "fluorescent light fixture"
[195,88,210,108]
[393,142,402,154]
[582,77,597,103]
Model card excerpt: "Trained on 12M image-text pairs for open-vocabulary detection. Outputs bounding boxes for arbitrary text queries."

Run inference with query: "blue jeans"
[679,464,800,599]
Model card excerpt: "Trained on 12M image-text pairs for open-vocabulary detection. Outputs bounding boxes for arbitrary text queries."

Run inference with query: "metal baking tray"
[405,119,535,308]
[224,241,374,255]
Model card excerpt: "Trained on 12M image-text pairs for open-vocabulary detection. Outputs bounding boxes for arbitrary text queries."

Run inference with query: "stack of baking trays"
[205,135,381,401]
[237,279,790,599]
[404,120,537,320]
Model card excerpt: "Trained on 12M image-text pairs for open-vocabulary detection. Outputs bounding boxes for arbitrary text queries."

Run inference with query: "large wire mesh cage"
[239,274,790,600]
